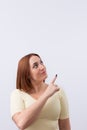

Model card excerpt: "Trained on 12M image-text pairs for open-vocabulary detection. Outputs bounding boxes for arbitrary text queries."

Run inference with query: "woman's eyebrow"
[33,59,41,64]
[32,62,39,66]
[33,62,38,65]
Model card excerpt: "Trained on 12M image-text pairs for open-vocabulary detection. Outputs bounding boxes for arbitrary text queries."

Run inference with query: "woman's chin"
[43,75,48,81]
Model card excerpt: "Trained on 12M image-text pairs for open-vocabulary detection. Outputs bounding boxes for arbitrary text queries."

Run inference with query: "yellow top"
[10,88,69,130]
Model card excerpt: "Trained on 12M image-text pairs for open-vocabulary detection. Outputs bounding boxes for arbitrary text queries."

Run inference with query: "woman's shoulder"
[11,89,22,97]
[59,86,65,92]
[11,89,21,93]
[57,86,66,97]
[11,89,28,97]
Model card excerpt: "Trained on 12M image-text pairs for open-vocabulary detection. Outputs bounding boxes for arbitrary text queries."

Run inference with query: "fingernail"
[55,74,57,77]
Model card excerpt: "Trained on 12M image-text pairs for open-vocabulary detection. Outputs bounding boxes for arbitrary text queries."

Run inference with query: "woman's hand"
[44,74,60,98]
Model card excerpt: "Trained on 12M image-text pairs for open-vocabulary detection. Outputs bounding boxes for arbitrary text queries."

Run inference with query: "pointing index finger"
[51,74,57,84]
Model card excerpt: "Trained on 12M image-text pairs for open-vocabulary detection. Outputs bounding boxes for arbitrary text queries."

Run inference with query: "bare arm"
[58,118,71,130]
[12,75,59,130]
[12,93,49,130]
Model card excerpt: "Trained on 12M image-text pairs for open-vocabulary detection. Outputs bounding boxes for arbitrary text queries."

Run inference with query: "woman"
[10,53,71,130]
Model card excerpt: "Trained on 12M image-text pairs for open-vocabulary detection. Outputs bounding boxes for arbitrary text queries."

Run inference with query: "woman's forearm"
[13,78,59,130]
[13,93,49,130]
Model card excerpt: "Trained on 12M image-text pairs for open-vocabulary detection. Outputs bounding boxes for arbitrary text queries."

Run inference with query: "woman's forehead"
[29,56,41,64]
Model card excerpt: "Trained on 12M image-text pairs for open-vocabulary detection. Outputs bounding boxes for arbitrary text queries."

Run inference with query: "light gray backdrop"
[0,0,87,130]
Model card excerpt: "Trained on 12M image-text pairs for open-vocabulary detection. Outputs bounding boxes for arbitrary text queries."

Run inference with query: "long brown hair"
[16,53,40,92]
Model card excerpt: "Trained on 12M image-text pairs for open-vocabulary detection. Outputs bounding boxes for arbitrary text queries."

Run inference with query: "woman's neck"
[31,81,48,94]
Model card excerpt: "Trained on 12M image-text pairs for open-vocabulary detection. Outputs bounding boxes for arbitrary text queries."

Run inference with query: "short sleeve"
[59,88,69,119]
[10,89,25,117]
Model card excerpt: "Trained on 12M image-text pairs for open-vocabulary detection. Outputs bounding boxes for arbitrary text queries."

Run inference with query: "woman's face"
[29,55,47,82]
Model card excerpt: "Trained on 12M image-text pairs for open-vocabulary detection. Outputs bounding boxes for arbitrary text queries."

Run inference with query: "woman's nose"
[39,64,44,70]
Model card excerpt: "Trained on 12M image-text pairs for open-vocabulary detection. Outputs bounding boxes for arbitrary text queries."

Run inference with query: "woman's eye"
[40,60,43,64]
[33,63,38,68]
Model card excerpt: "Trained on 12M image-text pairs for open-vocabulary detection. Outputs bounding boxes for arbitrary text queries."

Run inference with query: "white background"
[0,0,87,130]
